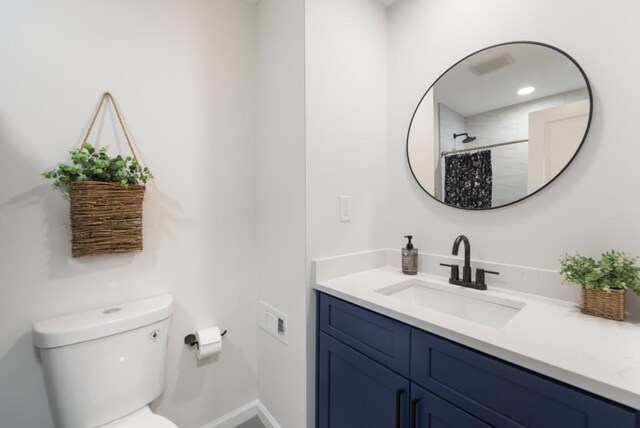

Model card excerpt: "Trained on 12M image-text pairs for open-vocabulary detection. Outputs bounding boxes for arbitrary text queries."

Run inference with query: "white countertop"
[314,266,640,410]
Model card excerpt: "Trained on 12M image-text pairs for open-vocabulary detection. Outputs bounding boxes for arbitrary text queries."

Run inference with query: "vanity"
[314,40,639,427]
[314,253,640,428]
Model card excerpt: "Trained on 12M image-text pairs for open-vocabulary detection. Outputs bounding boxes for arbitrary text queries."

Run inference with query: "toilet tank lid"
[33,295,174,349]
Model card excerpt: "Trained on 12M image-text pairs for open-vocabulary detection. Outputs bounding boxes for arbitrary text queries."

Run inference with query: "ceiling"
[250,0,398,6]
[432,44,588,117]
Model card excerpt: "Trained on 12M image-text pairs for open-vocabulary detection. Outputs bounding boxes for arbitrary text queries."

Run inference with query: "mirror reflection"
[407,42,591,209]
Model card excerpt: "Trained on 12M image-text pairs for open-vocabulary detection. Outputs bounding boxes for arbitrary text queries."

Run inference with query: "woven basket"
[580,287,625,321]
[66,93,148,257]
[69,182,145,257]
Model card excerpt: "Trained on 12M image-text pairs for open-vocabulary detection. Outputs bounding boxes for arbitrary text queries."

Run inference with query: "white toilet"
[33,295,177,428]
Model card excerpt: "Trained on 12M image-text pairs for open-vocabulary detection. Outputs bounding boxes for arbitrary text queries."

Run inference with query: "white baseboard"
[256,401,281,428]
[202,400,281,428]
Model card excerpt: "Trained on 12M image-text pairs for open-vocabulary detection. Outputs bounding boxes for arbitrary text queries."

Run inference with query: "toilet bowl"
[33,295,177,428]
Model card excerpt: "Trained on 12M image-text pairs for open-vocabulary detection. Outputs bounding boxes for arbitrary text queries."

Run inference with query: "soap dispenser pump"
[402,235,418,275]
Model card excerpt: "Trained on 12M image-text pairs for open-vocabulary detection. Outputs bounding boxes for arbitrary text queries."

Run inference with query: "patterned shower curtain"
[444,150,493,209]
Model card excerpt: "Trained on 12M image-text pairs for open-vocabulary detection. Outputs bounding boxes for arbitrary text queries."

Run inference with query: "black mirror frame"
[406,41,593,211]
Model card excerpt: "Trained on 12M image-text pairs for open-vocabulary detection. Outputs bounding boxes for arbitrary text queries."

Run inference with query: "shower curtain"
[444,150,492,209]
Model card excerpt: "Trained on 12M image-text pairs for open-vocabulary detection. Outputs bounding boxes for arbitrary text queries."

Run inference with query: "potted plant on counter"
[560,251,640,321]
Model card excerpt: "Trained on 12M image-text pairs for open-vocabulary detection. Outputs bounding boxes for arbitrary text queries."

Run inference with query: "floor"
[235,416,265,428]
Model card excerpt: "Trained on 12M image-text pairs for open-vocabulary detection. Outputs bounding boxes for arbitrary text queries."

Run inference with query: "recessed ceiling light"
[517,86,535,96]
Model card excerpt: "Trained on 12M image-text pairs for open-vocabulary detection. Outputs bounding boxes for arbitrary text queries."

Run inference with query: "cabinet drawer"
[319,292,411,376]
[411,329,637,428]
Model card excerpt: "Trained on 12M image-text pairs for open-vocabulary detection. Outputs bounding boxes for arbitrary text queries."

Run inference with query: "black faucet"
[440,235,499,290]
[452,235,472,282]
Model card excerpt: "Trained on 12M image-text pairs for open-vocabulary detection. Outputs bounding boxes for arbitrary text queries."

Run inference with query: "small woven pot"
[68,181,145,257]
[580,287,625,321]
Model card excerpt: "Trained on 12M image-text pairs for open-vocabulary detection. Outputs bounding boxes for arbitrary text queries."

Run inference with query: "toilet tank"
[33,295,173,428]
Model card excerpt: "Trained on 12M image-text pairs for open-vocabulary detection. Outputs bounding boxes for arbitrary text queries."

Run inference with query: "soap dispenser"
[402,235,418,275]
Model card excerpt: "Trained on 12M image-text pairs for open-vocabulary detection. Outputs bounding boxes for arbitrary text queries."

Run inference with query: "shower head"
[453,133,476,144]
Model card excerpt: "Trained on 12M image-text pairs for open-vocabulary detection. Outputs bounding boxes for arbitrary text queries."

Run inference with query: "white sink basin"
[376,279,525,328]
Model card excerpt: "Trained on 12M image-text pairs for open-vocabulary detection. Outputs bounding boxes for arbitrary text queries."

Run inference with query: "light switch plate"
[340,195,352,222]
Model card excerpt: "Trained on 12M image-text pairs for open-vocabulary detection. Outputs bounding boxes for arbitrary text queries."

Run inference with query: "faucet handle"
[475,268,499,287]
[440,263,459,281]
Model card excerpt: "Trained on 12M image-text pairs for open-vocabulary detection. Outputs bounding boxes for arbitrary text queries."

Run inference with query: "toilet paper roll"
[195,326,222,360]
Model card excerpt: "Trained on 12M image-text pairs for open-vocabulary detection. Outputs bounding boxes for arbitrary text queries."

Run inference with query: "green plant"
[43,143,152,188]
[559,253,597,286]
[560,251,640,294]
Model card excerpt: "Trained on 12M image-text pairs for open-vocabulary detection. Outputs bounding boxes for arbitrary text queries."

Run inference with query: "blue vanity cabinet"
[317,292,639,428]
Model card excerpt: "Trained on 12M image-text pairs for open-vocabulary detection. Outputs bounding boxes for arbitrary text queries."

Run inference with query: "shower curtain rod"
[440,138,528,157]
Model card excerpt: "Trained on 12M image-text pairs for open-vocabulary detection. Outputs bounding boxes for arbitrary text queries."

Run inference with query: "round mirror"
[407,42,592,210]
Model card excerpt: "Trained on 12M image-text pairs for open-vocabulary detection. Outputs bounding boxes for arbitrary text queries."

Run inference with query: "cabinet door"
[318,332,410,428]
[410,383,490,428]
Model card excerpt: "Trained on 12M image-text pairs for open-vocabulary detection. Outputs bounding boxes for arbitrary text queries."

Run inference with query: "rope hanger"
[81,92,140,165]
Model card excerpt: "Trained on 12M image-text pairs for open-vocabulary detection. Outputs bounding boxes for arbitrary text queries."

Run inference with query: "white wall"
[436,103,466,198]
[0,2,258,427]
[407,91,435,195]
[306,0,389,259]
[388,0,640,272]
[305,0,388,425]
[437,103,466,154]
[488,143,529,207]
[255,1,307,428]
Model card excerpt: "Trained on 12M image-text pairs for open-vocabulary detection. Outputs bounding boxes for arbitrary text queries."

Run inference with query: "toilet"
[33,295,177,428]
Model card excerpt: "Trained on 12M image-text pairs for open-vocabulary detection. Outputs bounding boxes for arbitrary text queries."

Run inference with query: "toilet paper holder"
[184,330,227,349]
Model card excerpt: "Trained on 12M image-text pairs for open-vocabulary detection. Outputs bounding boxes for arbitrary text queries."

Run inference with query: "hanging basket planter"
[68,181,145,257]
[44,92,152,257]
